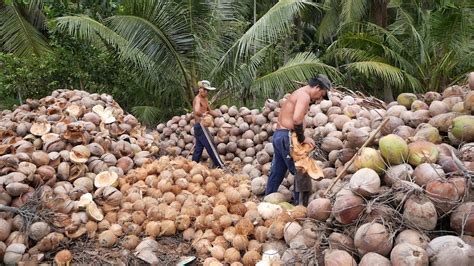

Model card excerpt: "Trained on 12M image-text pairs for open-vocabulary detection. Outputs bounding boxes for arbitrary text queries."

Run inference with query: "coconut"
[429,113,459,133]
[354,222,393,256]
[450,115,474,142]
[324,249,357,266]
[413,163,444,186]
[354,148,385,174]
[29,222,51,241]
[86,202,104,222]
[397,93,417,108]
[408,141,439,166]
[412,124,442,144]
[94,171,119,188]
[333,193,364,224]
[70,145,91,163]
[360,252,391,266]
[307,198,331,221]
[395,229,430,249]
[450,202,474,236]
[349,168,380,197]
[30,121,51,136]
[403,195,437,230]
[426,179,461,213]
[346,128,369,148]
[379,134,408,165]
[464,91,474,113]
[390,243,428,266]
[54,249,73,266]
[383,163,413,186]
[427,236,474,266]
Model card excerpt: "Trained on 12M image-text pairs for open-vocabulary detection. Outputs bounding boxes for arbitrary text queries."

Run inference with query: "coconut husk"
[290,134,324,180]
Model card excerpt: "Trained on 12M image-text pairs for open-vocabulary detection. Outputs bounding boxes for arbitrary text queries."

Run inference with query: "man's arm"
[292,94,314,146]
[207,103,219,117]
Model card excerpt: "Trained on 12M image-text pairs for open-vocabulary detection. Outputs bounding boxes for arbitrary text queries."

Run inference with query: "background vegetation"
[1,0,473,125]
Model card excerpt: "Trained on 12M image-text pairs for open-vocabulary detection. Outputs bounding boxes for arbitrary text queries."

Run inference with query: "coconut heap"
[1,85,474,265]
[0,90,161,264]
[156,85,474,265]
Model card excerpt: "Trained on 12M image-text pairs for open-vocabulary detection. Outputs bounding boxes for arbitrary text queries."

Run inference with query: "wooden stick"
[324,117,390,197]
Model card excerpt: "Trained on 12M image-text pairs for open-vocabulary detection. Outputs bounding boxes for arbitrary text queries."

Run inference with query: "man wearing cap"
[264,74,332,205]
[192,80,225,168]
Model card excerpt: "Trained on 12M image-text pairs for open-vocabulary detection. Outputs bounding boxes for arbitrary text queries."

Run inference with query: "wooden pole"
[324,118,390,197]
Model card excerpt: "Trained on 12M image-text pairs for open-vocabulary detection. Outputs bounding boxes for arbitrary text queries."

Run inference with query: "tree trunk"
[372,0,391,102]
[383,84,394,102]
[371,0,388,28]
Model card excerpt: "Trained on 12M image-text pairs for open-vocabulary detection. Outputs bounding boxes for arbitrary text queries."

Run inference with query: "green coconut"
[379,134,408,165]
[412,124,442,144]
[264,192,287,204]
[354,147,386,174]
[451,115,474,142]
[397,93,417,108]
[408,141,439,166]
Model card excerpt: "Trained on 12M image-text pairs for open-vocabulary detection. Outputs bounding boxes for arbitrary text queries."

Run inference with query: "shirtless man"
[265,74,332,204]
[192,80,225,168]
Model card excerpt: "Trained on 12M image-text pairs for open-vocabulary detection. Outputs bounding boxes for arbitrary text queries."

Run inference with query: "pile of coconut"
[155,85,474,265]
[0,89,160,264]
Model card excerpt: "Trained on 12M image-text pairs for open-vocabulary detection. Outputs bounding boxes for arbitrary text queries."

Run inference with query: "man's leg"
[265,134,288,195]
[200,127,225,168]
[192,125,205,162]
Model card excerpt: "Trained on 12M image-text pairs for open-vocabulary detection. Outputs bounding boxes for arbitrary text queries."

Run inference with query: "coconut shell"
[451,115,474,142]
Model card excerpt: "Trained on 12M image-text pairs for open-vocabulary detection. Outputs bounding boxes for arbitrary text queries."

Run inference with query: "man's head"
[308,74,332,101]
[197,80,216,97]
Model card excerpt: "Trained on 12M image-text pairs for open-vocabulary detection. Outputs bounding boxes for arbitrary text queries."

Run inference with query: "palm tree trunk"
[373,0,391,102]
[371,0,388,28]
[383,83,394,102]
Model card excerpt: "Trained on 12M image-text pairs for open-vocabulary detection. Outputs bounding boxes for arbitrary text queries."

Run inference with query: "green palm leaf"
[341,0,368,24]
[318,0,339,41]
[0,1,51,57]
[131,105,162,126]
[252,52,341,97]
[344,61,421,92]
[213,0,320,74]
[55,16,158,75]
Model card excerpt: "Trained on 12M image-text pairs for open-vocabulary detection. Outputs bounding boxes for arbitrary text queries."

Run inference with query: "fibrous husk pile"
[157,84,474,265]
[0,89,161,264]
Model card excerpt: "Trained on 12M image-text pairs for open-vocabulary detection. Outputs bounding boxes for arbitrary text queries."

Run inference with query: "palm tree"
[56,0,248,122]
[211,0,341,102]
[56,0,340,122]
[325,1,473,100]
[0,0,51,57]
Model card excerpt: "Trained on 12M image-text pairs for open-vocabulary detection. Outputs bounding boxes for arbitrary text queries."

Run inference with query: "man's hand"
[303,137,315,148]
[208,109,220,117]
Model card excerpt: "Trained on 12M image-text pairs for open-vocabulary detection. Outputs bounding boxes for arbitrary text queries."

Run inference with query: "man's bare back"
[278,87,311,129]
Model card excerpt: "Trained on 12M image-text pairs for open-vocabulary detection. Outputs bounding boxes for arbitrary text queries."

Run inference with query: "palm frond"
[430,6,473,53]
[252,52,341,97]
[318,0,340,41]
[341,0,368,24]
[131,105,162,126]
[213,0,320,75]
[344,61,422,92]
[106,15,191,86]
[55,16,159,82]
[0,2,51,57]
